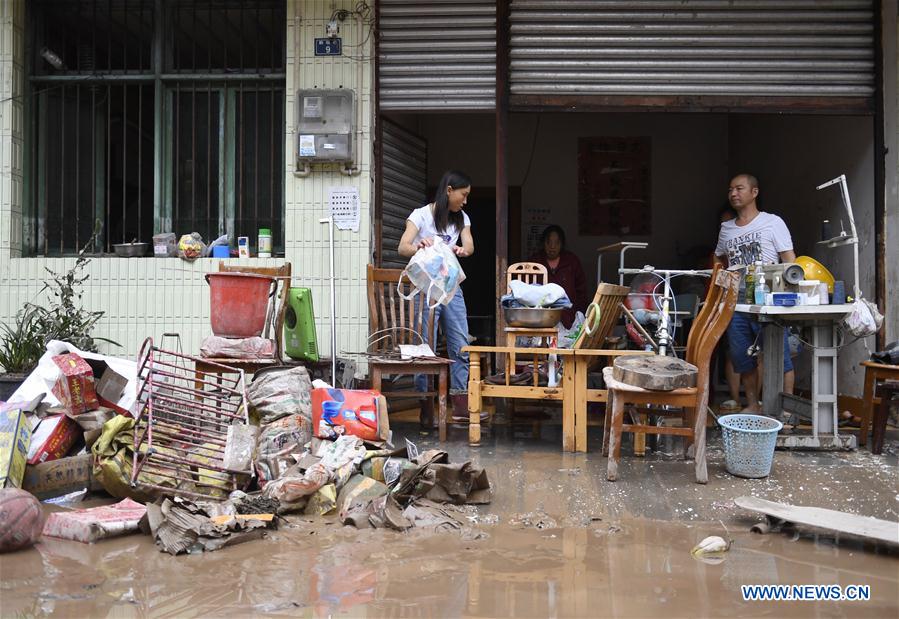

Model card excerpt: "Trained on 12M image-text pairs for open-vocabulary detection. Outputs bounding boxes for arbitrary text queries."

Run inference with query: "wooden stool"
[860,361,899,450]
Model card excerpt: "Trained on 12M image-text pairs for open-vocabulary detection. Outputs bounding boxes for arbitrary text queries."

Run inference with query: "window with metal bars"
[25,0,285,256]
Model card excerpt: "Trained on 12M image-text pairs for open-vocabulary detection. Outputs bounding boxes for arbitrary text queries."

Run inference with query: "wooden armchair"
[464,282,643,451]
[570,282,642,452]
[602,266,740,484]
[367,265,453,440]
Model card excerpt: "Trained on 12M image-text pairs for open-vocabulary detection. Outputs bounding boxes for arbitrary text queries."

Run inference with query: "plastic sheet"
[223,424,259,473]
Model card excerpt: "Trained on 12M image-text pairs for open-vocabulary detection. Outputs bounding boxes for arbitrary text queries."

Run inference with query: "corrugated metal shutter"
[380,120,427,268]
[510,1,875,98]
[379,0,496,111]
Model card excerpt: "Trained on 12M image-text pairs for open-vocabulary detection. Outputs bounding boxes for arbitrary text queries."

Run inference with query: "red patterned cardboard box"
[27,415,81,465]
[51,353,99,415]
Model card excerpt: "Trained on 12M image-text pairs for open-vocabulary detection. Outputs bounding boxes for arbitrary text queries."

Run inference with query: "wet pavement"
[2,422,897,617]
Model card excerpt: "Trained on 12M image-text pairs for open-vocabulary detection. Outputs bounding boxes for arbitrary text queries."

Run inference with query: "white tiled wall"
[0,0,374,367]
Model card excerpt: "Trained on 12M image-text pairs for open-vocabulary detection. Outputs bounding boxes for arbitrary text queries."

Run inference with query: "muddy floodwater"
[2,424,897,617]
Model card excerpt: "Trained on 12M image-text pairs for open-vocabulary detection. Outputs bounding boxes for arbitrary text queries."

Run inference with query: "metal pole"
[320,217,337,383]
[837,175,862,301]
[153,0,165,234]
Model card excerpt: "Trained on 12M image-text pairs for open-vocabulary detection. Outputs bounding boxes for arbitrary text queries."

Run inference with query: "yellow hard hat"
[795,256,835,293]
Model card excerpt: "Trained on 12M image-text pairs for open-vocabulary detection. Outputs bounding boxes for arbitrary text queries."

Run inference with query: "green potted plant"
[31,250,119,353]
[1,234,118,401]
[0,306,44,401]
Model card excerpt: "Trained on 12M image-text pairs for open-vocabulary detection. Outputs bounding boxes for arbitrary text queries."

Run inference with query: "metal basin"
[504,307,562,328]
[113,242,150,257]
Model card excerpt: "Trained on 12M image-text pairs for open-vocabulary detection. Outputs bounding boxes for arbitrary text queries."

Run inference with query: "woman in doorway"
[529,225,588,329]
[398,170,482,423]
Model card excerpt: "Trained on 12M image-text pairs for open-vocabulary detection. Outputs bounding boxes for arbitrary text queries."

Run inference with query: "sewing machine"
[760,263,805,293]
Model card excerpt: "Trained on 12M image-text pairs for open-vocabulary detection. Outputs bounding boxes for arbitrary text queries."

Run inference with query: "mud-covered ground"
[2,422,897,617]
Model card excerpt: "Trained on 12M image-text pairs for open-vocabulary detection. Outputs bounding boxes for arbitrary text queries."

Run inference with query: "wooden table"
[735,303,855,450]
[860,361,899,453]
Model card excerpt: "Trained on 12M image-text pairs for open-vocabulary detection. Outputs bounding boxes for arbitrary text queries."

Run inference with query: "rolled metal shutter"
[379,0,496,111]
[510,1,875,99]
[380,120,427,268]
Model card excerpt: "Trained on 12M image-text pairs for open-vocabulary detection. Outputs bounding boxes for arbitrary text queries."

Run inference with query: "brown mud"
[2,426,897,617]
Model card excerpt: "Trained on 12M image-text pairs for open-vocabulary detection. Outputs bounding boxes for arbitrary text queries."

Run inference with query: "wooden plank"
[736,496,899,545]
[481,385,564,400]
[584,389,609,402]
[574,357,588,452]
[573,349,651,358]
[562,356,575,452]
[462,345,575,355]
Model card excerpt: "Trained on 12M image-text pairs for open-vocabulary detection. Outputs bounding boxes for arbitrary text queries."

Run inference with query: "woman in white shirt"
[398,170,481,423]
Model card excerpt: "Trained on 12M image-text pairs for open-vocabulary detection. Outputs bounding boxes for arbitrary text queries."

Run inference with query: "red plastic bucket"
[205,272,275,338]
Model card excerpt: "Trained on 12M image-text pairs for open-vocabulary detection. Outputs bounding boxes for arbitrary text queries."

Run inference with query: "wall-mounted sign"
[329,186,360,232]
[315,38,342,56]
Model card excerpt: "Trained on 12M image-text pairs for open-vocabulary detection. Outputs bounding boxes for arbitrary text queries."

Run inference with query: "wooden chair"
[367,264,452,441]
[464,281,645,451]
[504,262,556,370]
[602,266,740,484]
[570,282,642,452]
[859,361,899,452]
[195,262,308,382]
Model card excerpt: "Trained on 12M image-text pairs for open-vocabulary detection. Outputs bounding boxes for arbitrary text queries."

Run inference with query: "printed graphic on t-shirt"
[723,231,763,267]
[436,233,451,244]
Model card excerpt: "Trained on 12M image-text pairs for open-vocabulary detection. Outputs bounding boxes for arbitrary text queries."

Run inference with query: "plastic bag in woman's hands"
[399,237,466,307]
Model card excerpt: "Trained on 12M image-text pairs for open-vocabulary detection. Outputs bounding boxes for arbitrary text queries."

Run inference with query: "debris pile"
[1,339,492,555]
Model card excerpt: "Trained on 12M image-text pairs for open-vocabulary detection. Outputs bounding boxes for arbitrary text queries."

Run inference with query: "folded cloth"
[502,280,572,309]
[501,295,572,310]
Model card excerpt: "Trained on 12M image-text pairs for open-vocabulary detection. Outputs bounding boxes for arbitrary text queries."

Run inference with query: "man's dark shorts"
[727,312,793,374]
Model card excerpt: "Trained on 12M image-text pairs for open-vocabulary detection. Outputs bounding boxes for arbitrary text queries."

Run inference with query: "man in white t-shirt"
[714,173,796,414]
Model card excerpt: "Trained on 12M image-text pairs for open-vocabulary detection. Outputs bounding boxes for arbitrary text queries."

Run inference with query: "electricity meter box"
[296,89,354,164]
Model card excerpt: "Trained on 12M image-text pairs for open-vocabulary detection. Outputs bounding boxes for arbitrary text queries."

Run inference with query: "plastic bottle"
[258,228,272,258]
[744,265,756,304]
[754,264,769,305]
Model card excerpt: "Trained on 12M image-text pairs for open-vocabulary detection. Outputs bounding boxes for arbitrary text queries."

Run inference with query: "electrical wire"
[771,319,863,351]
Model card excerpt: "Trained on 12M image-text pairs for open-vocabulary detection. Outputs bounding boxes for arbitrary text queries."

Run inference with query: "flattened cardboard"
[22,453,104,499]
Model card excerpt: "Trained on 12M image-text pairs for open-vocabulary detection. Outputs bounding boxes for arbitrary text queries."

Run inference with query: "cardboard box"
[51,353,99,415]
[85,359,130,414]
[27,414,81,465]
[22,453,103,499]
[0,408,33,488]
